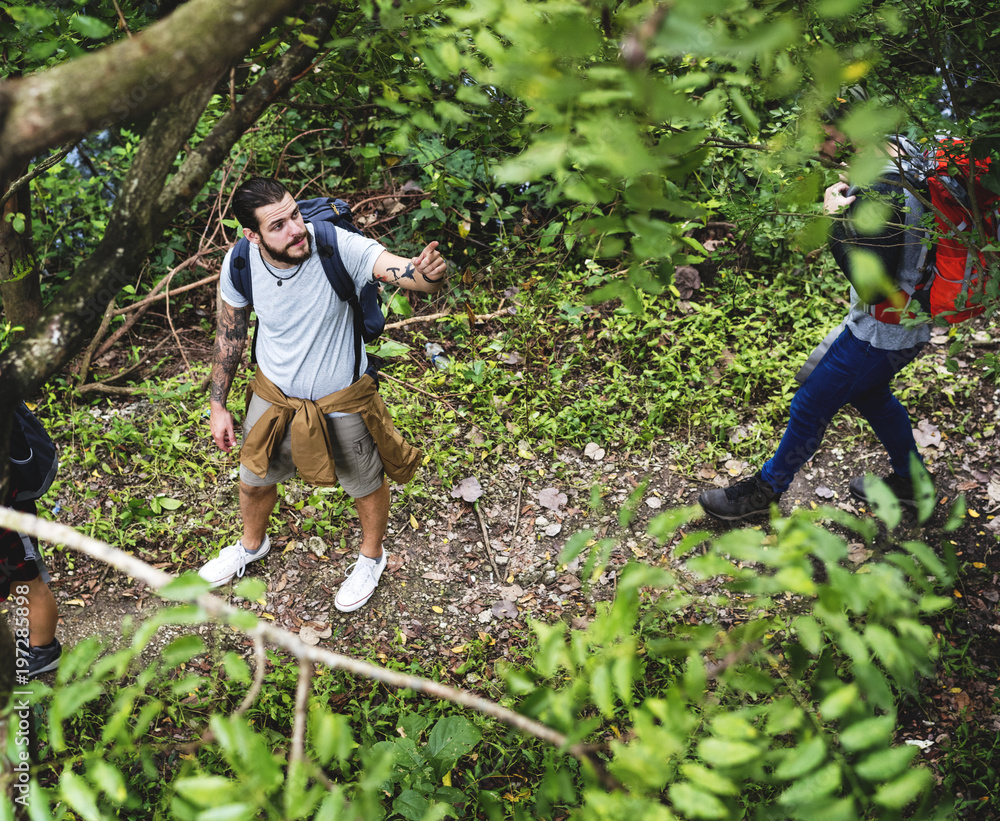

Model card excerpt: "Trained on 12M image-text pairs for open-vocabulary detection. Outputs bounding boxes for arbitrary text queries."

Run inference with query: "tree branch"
[0,507,625,792]
[0,142,77,210]
[0,0,309,180]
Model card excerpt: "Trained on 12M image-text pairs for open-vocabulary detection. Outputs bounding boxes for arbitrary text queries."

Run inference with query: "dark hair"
[232,177,292,233]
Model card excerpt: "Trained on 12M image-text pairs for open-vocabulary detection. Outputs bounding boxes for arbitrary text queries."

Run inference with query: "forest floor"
[22,300,1000,814]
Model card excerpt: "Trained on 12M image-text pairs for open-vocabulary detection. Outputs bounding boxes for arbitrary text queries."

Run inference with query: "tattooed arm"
[209,300,250,452]
[373,241,448,293]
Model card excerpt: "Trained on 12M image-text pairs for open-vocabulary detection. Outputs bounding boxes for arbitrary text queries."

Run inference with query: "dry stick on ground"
[375,371,456,411]
[77,336,173,395]
[93,255,208,362]
[383,308,510,332]
[76,299,117,387]
[164,286,193,373]
[0,507,624,792]
[472,501,502,582]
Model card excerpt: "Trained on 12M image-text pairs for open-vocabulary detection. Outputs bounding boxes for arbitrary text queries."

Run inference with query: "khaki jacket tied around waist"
[240,370,422,487]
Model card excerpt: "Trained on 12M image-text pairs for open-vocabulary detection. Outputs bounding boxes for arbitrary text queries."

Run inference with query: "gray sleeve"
[335,228,386,292]
[218,248,249,308]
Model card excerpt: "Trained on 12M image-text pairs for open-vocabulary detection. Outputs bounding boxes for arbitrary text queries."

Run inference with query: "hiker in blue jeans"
[700,137,933,520]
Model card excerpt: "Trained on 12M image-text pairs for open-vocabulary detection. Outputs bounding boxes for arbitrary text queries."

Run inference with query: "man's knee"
[240,481,276,499]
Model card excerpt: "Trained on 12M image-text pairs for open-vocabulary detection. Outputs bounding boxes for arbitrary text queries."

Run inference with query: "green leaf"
[59,770,102,821]
[774,735,827,780]
[174,776,239,806]
[856,745,918,781]
[197,804,259,821]
[383,290,413,318]
[426,716,481,769]
[668,781,728,819]
[777,761,842,806]
[222,652,251,683]
[309,711,356,767]
[374,339,412,358]
[70,14,113,39]
[818,683,859,721]
[838,715,895,752]
[873,767,933,809]
[233,577,266,601]
[680,763,738,796]
[392,789,429,821]
[154,496,183,511]
[161,634,205,667]
[159,573,211,601]
[862,474,902,528]
[697,737,760,768]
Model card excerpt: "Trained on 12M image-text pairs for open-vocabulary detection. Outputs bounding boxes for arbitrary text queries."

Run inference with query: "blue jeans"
[760,327,925,493]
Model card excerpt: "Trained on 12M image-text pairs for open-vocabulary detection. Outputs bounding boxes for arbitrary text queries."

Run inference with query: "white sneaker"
[198,535,271,588]
[334,552,387,612]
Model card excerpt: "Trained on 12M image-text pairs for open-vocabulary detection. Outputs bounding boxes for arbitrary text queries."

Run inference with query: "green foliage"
[2,499,960,819]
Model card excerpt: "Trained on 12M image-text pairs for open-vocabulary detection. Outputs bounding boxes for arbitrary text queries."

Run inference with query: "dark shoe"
[27,638,61,678]
[849,472,918,508]
[699,473,781,521]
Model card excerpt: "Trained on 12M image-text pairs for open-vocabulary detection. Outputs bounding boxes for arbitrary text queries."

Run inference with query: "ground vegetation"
[1,0,998,818]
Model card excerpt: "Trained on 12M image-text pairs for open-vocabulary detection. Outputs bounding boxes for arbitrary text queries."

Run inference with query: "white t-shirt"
[220,222,385,400]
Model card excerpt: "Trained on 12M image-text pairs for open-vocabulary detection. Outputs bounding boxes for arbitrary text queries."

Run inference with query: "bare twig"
[110,0,133,37]
[76,299,117,387]
[0,507,624,792]
[0,142,76,210]
[165,286,192,373]
[236,636,268,716]
[513,478,524,541]
[383,308,510,332]
[375,371,456,410]
[291,660,313,765]
[472,502,502,582]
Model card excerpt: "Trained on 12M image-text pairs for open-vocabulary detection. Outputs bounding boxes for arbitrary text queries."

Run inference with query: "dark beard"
[261,231,312,266]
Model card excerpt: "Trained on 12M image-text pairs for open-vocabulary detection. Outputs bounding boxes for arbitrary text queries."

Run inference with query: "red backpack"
[869,139,1000,324]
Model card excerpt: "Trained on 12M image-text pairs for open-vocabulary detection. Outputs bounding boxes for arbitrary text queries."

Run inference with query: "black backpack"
[228,197,385,383]
[9,402,58,502]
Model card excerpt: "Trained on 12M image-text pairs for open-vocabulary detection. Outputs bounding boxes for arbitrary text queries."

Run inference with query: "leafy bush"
[2,493,961,820]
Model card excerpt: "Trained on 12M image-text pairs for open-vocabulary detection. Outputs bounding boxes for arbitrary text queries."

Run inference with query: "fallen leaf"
[913,419,942,449]
[432,606,444,614]
[537,487,568,511]
[65,598,86,607]
[299,624,332,646]
[422,571,448,581]
[451,476,484,503]
[409,513,419,529]
[698,467,717,480]
[491,600,518,619]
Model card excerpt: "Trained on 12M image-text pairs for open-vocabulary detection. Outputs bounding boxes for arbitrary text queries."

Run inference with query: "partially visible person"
[699,136,932,520]
[2,498,61,678]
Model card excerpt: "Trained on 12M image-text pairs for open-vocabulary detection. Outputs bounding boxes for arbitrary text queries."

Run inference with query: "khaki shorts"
[239,393,384,498]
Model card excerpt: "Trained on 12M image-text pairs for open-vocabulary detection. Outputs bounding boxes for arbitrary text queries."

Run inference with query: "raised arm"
[373,241,447,293]
[209,300,250,452]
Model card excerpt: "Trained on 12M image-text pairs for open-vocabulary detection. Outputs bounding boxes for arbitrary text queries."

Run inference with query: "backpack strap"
[310,219,369,384]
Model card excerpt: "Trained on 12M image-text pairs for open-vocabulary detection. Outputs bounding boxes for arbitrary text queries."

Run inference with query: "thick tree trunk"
[0,171,42,335]
[0,3,339,501]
